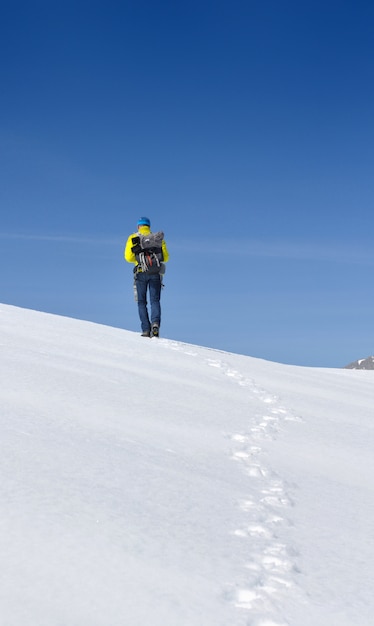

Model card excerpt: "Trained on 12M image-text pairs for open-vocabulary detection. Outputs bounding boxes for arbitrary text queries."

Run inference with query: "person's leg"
[149,274,161,328]
[136,273,151,333]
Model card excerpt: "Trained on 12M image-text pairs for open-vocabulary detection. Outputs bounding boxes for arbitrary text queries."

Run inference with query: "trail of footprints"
[206,357,301,626]
[163,341,301,625]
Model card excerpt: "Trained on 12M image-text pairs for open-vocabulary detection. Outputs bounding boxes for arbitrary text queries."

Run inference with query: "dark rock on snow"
[344,356,374,370]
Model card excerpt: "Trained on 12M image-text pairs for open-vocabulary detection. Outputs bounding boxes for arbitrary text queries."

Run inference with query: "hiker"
[124,217,169,337]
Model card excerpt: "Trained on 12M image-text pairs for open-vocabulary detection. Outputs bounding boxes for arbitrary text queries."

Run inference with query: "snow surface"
[1,303,374,626]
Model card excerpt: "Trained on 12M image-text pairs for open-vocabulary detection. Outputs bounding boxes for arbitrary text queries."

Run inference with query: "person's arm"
[162,239,169,262]
[124,234,137,263]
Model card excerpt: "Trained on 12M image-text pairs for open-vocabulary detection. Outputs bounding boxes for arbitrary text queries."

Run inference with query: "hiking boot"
[151,323,159,337]
[141,330,151,337]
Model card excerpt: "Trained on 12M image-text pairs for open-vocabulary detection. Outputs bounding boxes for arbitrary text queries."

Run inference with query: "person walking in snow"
[124,217,169,337]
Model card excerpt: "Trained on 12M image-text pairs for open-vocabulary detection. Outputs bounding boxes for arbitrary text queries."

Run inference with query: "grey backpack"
[131,231,165,274]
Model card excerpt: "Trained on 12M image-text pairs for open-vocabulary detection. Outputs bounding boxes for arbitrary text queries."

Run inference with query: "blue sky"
[1,0,373,367]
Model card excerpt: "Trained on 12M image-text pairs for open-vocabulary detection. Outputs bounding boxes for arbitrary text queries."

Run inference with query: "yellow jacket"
[124,225,169,265]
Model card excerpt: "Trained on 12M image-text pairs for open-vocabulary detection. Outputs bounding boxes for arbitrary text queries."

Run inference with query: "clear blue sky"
[1,0,373,367]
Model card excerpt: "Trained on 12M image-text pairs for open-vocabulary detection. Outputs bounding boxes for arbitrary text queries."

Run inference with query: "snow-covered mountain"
[345,355,374,370]
[1,303,374,626]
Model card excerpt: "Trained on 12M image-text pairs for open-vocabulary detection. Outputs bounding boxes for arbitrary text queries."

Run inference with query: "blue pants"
[135,272,162,332]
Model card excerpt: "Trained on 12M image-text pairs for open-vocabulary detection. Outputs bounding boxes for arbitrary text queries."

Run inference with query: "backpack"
[131,231,165,274]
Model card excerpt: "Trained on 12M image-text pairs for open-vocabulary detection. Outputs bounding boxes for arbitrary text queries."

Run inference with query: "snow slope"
[1,303,374,626]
